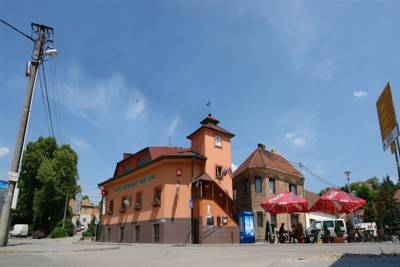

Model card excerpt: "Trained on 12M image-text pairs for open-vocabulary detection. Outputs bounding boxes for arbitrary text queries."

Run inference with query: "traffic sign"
[376,82,399,151]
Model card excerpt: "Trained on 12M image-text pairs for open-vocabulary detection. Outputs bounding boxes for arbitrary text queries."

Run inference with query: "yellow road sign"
[376,82,399,151]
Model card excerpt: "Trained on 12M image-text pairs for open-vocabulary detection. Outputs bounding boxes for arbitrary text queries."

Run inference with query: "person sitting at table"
[290,224,297,243]
[279,223,287,243]
[297,223,305,243]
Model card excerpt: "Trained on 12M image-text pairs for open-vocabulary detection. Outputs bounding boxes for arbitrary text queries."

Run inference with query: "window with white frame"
[214,136,222,147]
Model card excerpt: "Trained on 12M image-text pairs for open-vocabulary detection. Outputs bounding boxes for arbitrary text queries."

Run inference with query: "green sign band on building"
[115,175,156,193]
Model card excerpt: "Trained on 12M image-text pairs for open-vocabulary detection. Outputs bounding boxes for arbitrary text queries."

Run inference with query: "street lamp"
[44,46,58,58]
[344,171,351,193]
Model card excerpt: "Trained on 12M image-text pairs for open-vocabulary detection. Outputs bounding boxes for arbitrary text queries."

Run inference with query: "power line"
[301,165,339,188]
[41,63,56,138]
[0,18,34,41]
[37,70,52,136]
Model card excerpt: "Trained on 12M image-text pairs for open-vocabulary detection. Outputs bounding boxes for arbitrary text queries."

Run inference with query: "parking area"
[0,238,399,267]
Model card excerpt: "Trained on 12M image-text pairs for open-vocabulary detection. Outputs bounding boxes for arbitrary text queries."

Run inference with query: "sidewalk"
[0,237,120,254]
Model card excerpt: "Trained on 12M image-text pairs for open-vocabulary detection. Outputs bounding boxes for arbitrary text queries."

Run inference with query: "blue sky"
[1,1,400,203]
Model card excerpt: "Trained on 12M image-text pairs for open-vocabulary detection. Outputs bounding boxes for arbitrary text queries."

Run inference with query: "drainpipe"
[190,153,194,244]
[97,185,104,241]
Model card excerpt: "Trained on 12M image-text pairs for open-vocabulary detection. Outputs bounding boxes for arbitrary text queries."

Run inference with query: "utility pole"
[0,23,54,247]
[62,191,69,228]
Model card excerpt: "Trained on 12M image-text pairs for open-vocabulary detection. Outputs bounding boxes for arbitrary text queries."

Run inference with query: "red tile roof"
[147,146,191,159]
[233,144,303,178]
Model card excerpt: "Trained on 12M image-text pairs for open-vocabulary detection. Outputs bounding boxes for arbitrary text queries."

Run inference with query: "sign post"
[376,82,400,181]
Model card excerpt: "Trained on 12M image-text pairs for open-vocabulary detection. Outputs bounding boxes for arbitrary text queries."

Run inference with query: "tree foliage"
[13,137,79,234]
[376,176,396,227]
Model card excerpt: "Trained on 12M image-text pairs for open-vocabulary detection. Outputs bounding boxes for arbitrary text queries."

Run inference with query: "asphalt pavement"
[0,238,399,267]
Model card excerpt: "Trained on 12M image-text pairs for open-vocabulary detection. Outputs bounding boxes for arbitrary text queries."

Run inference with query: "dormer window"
[215,136,222,148]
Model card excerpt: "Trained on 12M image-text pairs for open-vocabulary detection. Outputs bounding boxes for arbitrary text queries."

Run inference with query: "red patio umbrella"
[309,188,366,214]
[261,192,309,215]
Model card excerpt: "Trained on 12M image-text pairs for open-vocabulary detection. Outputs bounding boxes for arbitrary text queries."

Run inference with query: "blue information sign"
[0,180,8,190]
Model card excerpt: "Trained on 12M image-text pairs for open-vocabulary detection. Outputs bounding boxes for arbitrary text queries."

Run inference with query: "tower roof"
[187,114,235,139]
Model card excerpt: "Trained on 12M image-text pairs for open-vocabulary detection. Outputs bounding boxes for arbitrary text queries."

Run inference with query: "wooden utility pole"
[0,24,52,246]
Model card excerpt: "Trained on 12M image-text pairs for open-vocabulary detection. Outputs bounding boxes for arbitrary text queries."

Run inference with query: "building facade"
[233,143,305,241]
[98,115,239,244]
[69,198,100,230]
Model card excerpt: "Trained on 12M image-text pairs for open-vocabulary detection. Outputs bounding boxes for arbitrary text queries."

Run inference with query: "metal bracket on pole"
[7,172,18,182]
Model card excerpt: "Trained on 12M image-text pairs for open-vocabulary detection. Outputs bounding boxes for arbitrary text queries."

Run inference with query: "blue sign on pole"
[0,180,8,190]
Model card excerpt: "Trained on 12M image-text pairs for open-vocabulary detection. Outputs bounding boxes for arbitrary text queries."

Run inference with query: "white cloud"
[126,94,146,120]
[60,66,146,122]
[282,112,316,148]
[167,117,180,136]
[234,1,334,81]
[70,136,89,150]
[0,147,10,157]
[353,90,368,98]
[285,132,307,147]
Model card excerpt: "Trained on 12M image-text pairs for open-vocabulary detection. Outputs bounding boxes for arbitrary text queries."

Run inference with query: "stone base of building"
[99,218,239,244]
[199,225,239,244]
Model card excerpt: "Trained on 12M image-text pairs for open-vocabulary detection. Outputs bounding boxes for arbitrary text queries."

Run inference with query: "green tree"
[376,176,396,227]
[319,187,331,196]
[351,183,377,222]
[13,137,79,234]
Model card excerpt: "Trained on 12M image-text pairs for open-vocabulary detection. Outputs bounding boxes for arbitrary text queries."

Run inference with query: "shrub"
[56,220,75,236]
[50,226,69,238]
[82,231,93,238]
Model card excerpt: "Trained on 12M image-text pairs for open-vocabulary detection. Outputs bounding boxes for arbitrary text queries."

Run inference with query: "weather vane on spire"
[206,99,211,115]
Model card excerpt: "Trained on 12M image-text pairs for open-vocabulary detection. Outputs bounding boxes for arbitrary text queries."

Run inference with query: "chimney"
[271,149,277,154]
[257,143,266,150]
[123,153,132,160]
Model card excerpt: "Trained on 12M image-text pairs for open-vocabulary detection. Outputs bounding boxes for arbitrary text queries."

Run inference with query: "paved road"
[0,238,399,267]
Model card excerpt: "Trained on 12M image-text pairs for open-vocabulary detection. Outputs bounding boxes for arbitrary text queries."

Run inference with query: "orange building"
[98,115,239,244]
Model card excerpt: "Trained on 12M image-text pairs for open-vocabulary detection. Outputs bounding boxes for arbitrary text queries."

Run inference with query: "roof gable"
[233,145,303,178]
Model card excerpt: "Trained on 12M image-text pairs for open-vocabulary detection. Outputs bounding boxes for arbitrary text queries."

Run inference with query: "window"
[256,211,264,227]
[289,184,297,194]
[315,221,322,230]
[135,225,140,242]
[254,176,262,193]
[135,192,142,210]
[269,179,276,194]
[82,218,87,223]
[216,165,223,179]
[243,179,249,195]
[323,220,334,228]
[123,164,132,173]
[120,196,130,213]
[153,224,160,243]
[291,214,299,226]
[233,187,237,201]
[335,220,344,227]
[153,188,161,206]
[270,214,277,229]
[214,136,222,147]
[108,200,114,215]
[137,157,148,168]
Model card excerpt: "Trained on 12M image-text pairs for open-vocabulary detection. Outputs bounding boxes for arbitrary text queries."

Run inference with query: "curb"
[0,245,120,255]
